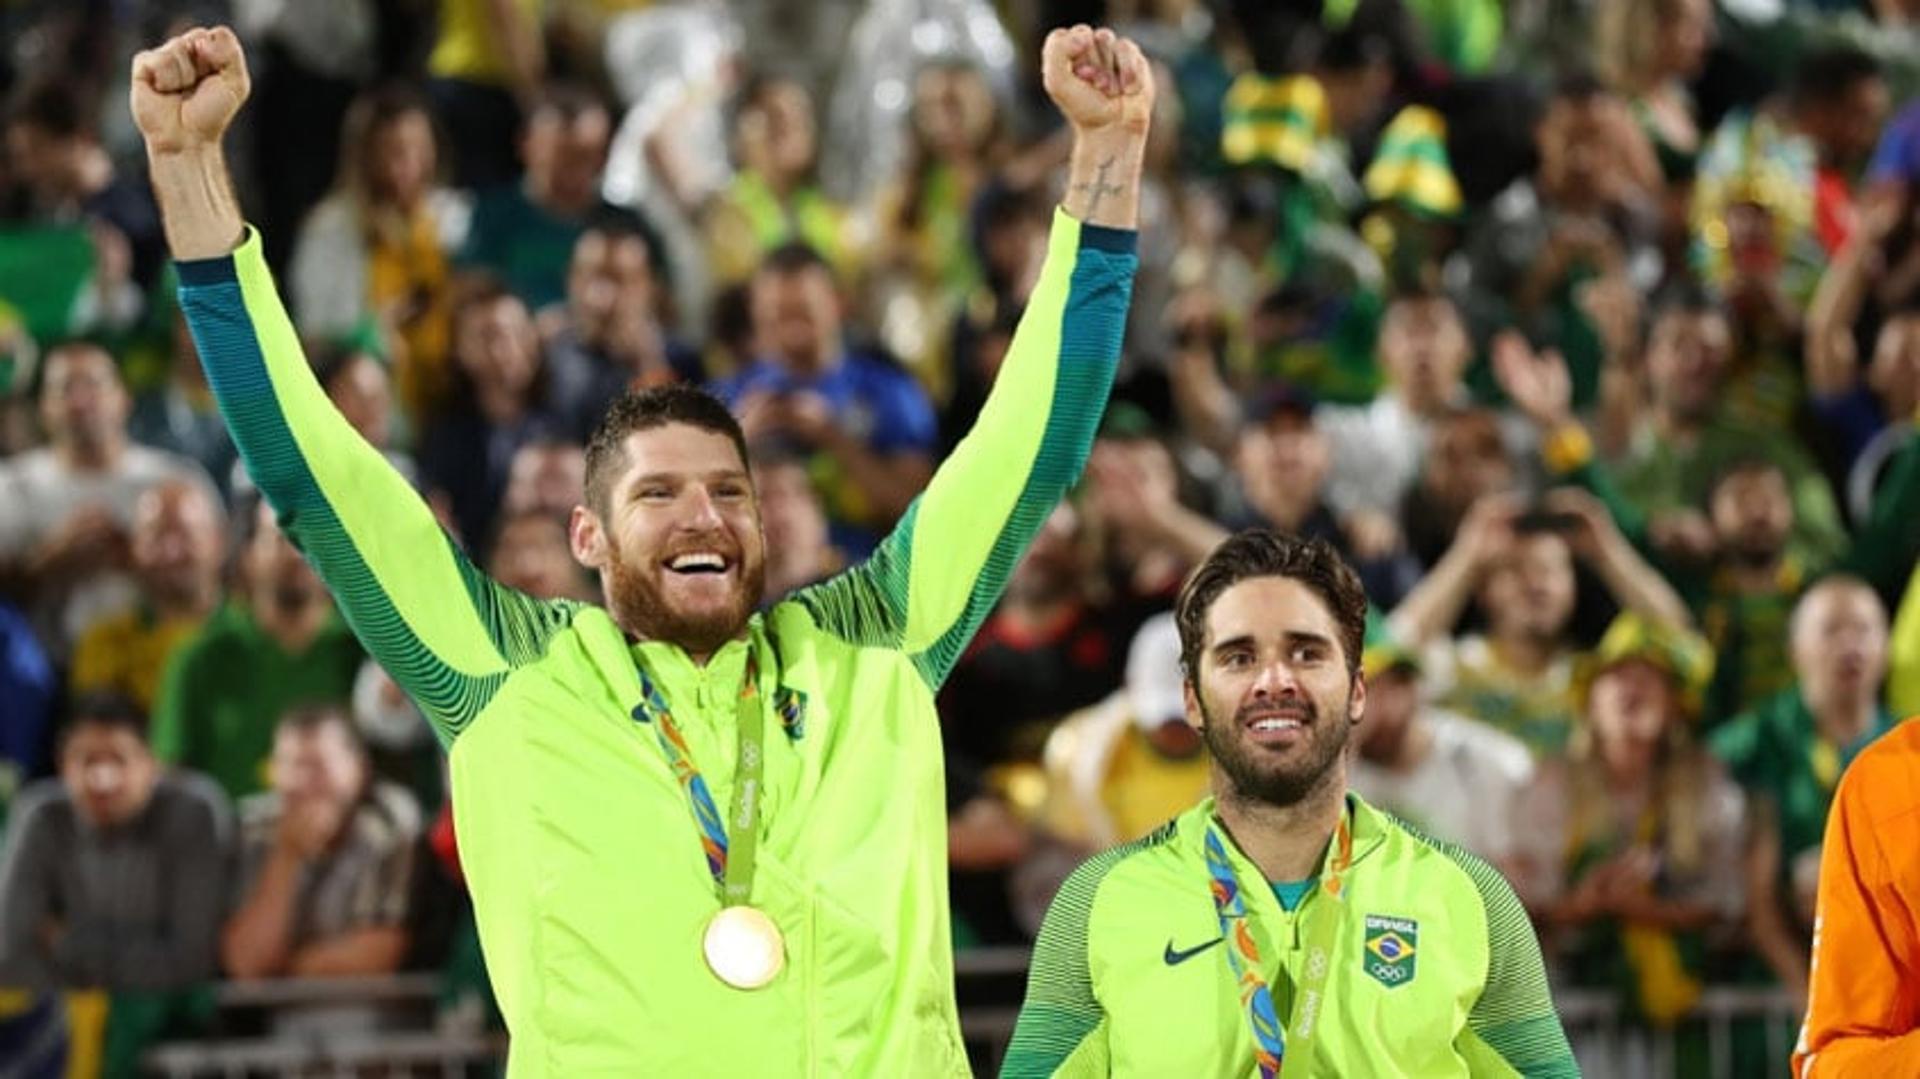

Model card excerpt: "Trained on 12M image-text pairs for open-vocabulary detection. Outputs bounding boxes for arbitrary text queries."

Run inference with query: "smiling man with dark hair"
[1006,530,1577,1077]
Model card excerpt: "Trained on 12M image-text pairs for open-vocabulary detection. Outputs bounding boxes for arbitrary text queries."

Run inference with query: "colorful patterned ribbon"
[632,650,767,902]
[1203,806,1354,1079]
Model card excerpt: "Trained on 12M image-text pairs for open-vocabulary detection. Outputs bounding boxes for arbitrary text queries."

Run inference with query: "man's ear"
[1182,675,1204,732]
[570,505,608,569]
[1348,671,1368,725]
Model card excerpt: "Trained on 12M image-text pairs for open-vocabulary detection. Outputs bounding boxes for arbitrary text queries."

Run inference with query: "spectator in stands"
[1792,716,1920,1077]
[542,219,701,435]
[5,77,166,296]
[1402,406,1521,571]
[721,242,936,552]
[1318,288,1477,551]
[418,281,567,548]
[1596,0,1711,190]
[1217,11,1396,288]
[0,693,231,990]
[425,0,545,189]
[1803,186,1920,519]
[1454,73,1660,408]
[752,446,842,602]
[1080,409,1202,603]
[1077,389,1416,609]
[1497,296,1850,577]
[0,341,218,656]
[486,510,592,602]
[290,86,459,426]
[876,59,1004,303]
[1390,488,1693,755]
[239,0,383,275]
[1512,613,1744,1026]
[869,60,1008,395]
[223,705,419,980]
[1505,325,1920,727]
[941,503,1159,769]
[939,185,1051,450]
[460,85,645,313]
[1039,613,1208,850]
[1691,459,1820,723]
[129,312,238,499]
[500,438,585,521]
[1238,386,1424,606]
[1693,47,1888,311]
[1711,576,1896,1001]
[0,602,55,820]
[152,499,363,801]
[1347,631,1534,868]
[70,479,225,712]
[705,76,859,288]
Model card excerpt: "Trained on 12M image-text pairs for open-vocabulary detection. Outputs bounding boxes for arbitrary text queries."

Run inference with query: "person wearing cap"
[1040,612,1211,849]
[1510,613,1744,1038]
[1347,625,1534,869]
[1792,716,1920,1077]
[1006,531,1576,1077]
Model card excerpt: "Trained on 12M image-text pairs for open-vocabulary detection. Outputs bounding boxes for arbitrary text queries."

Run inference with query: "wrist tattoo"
[1072,157,1124,217]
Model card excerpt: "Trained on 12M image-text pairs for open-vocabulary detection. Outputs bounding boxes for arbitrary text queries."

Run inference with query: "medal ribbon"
[1203,807,1354,1079]
[632,649,768,904]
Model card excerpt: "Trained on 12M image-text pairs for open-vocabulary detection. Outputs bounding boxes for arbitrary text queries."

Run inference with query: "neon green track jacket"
[176,209,1137,1076]
[1004,795,1580,1077]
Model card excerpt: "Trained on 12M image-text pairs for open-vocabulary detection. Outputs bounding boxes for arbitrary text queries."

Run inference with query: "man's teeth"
[669,553,727,571]
[1249,717,1304,732]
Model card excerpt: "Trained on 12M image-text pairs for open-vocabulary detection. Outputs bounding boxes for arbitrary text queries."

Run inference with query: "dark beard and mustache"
[1200,690,1351,808]
[1722,528,1786,570]
[603,542,766,656]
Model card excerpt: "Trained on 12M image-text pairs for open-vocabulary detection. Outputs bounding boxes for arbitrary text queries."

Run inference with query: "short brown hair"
[1174,530,1368,682]
[583,384,752,518]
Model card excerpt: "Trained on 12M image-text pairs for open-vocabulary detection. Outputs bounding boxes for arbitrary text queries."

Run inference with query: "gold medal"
[703,906,785,989]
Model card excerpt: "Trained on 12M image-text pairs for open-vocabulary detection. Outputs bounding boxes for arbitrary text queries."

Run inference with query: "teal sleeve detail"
[794,215,1136,691]
[1416,831,1581,1078]
[789,504,916,651]
[1003,823,1169,1077]
[174,232,575,748]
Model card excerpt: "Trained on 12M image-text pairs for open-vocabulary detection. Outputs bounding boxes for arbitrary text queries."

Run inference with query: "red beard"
[603,546,766,655]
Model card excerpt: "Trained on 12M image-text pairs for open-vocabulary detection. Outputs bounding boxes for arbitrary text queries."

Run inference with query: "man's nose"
[1250,658,1302,698]
[682,487,725,528]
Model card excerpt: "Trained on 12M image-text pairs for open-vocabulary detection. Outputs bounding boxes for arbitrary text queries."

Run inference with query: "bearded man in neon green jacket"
[133,21,1152,1076]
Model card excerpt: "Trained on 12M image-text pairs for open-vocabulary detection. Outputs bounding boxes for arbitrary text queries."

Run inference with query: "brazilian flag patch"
[1363,914,1418,988]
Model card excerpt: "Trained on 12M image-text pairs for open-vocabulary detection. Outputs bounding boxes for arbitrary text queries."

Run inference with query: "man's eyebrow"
[1208,634,1256,656]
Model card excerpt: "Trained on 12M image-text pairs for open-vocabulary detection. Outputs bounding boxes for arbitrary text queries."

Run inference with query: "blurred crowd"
[2,0,1919,1073]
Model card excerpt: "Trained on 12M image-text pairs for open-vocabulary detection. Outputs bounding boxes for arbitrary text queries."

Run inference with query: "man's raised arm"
[134,28,569,748]
[790,26,1150,689]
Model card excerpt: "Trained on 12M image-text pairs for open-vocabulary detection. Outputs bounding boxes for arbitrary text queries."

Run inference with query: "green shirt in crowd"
[150,602,362,800]
[1709,688,1895,892]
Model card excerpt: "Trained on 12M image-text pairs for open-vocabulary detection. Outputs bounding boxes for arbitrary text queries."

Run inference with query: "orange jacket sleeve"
[1792,720,1920,1078]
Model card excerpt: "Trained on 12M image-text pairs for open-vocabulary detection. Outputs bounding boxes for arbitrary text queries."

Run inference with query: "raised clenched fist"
[1041,25,1154,137]
[130,26,251,155]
